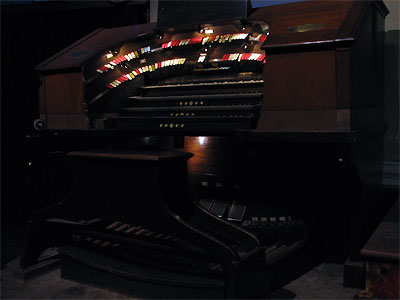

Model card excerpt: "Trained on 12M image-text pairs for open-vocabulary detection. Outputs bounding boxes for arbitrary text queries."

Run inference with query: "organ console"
[36,19,268,132]
[22,0,388,298]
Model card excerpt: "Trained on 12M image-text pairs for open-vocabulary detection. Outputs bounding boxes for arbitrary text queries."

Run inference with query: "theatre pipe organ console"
[23,0,388,298]
[37,19,268,132]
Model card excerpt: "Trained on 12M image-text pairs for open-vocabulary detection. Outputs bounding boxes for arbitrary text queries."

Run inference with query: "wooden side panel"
[262,50,336,111]
[336,49,351,109]
[38,75,46,114]
[42,73,88,129]
[253,0,388,132]
[45,73,85,113]
[46,114,88,129]
[256,110,339,132]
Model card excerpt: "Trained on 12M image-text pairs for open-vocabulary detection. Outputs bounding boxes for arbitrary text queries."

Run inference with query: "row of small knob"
[159,123,185,128]
[179,101,204,106]
[170,112,195,116]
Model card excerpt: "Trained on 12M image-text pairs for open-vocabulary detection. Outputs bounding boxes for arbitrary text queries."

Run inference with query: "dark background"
[1,1,149,243]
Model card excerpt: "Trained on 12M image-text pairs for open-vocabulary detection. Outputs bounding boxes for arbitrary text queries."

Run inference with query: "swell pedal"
[227,202,246,222]
[210,199,228,218]
[199,198,214,211]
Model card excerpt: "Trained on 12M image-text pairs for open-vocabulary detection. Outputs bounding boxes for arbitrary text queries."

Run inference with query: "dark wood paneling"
[335,49,351,109]
[256,110,339,132]
[38,75,46,114]
[46,114,88,129]
[45,73,85,114]
[253,0,388,132]
[249,1,354,46]
[262,51,336,111]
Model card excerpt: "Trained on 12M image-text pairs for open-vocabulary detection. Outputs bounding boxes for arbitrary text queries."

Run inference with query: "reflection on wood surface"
[183,136,239,178]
